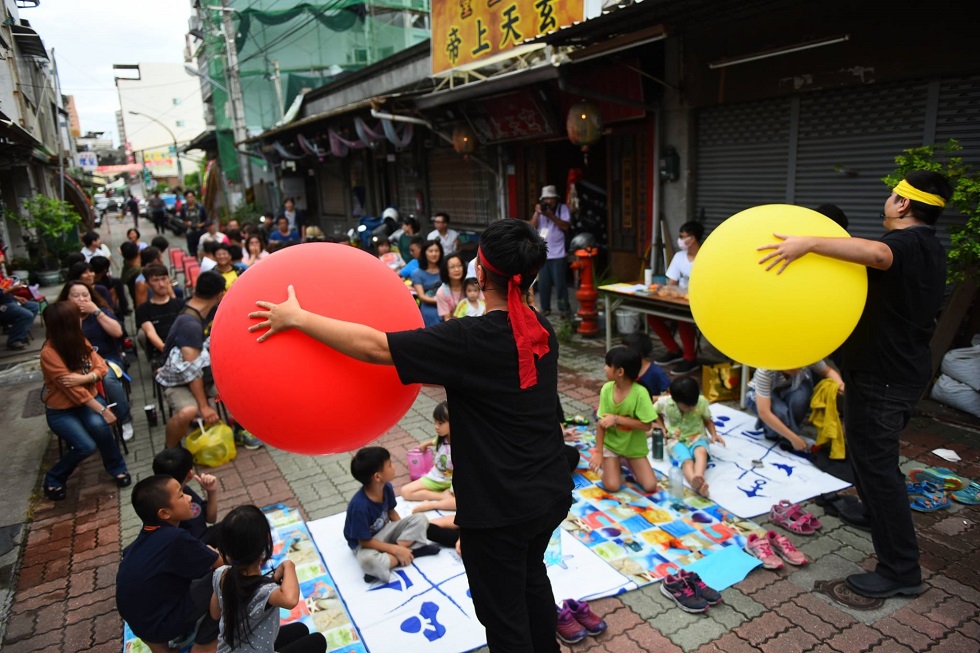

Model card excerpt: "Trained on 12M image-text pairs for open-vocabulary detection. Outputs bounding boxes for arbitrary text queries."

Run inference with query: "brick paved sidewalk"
[3,329,979,652]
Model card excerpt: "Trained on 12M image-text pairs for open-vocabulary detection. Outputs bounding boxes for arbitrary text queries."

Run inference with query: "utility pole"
[272,60,284,120]
[220,0,253,202]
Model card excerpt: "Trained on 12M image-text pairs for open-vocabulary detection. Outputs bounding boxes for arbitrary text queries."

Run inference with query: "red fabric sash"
[477,247,550,389]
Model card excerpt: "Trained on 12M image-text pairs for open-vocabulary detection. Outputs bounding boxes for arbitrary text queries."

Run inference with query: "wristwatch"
[92,309,103,317]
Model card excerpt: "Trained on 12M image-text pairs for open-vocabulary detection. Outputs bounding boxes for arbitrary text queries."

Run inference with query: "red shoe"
[564,599,607,636]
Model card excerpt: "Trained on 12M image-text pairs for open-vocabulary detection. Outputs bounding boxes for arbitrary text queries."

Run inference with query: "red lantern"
[566,101,603,164]
[452,123,477,157]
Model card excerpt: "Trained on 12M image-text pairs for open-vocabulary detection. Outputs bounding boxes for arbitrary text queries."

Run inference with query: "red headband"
[478,246,551,389]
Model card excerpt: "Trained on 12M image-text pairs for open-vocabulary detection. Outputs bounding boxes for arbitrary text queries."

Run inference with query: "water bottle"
[669,461,685,498]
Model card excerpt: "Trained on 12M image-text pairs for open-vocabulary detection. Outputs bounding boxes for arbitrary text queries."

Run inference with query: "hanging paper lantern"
[452,123,477,156]
[566,101,603,164]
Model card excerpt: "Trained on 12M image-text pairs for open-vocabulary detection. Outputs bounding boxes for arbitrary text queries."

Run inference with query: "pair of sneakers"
[744,530,808,569]
[556,599,607,644]
[660,570,722,613]
[233,425,264,450]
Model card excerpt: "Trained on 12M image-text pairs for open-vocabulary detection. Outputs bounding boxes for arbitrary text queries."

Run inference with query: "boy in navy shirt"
[343,446,438,583]
[116,474,221,651]
[153,447,220,545]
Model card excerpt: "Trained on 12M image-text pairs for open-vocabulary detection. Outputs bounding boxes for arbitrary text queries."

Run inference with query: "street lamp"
[128,110,184,188]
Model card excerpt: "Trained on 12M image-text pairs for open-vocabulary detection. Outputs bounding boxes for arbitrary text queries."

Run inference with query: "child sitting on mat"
[210,505,326,653]
[401,402,455,513]
[589,346,659,493]
[655,377,725,498]
[344,446,440,583]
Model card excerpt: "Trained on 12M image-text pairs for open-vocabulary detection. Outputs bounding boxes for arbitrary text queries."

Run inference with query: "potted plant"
[7,194,82,285]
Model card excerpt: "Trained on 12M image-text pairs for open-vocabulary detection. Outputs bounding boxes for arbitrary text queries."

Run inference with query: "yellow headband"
[893,179,946,207]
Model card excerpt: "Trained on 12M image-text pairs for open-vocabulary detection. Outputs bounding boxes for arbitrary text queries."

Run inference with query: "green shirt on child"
[654,395,712,447]
[598,381,658,458]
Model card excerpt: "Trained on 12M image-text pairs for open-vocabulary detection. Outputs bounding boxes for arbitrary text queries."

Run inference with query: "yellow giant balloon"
[688,204,868,370]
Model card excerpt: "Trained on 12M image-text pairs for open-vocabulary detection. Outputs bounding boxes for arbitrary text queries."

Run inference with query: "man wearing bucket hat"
[530,185,571,317]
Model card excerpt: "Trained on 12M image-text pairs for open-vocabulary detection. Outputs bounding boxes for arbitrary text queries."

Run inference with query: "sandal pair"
[952,481,980,505]
[907,481,950,512]
[770,499,821,535]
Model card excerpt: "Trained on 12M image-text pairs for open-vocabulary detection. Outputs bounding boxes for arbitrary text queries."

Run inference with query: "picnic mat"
[123,504,367,653]
[565,438,764,589]
[307,498,633,653]
[646,403,851,518]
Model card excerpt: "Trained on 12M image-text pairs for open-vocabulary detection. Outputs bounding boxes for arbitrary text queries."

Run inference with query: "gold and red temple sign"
[432,0,585,74]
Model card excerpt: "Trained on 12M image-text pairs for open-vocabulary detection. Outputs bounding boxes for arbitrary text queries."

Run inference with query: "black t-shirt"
[842,226,946,384]
[162,310,207,359]
[136,298,185,348]
[387,311,573,529]
[116,523,217,642]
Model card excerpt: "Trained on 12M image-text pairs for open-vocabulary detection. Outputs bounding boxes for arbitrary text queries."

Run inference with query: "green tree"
[882,139,980,282]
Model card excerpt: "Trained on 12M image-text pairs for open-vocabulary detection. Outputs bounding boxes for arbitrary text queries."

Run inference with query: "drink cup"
[145,404,159,427]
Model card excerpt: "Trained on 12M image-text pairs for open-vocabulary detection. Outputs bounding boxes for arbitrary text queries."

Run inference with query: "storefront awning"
[11,24,48,60]
[181,129,217,154]
[415,64,558,110]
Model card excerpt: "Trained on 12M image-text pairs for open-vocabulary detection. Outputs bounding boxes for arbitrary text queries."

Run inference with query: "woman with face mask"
[650,221,704,376]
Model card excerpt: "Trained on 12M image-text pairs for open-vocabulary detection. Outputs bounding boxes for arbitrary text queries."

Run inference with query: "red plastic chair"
[184,262,201,296]
[169,248,186,274]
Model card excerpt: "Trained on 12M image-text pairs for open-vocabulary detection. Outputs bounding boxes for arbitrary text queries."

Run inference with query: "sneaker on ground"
[745,532,784,570]
[654,350,684,365]
[669,359,701,376]
[659,574,709,613]
[564,599,607,636]
[235,430,264,450]
[765,530,807,566]
[121,422,134,441]
[556,604,588,643]
[677,570,722,605]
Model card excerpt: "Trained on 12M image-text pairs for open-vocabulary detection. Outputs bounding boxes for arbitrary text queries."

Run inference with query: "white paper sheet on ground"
[308,505,634,653]
[648,404,851,518]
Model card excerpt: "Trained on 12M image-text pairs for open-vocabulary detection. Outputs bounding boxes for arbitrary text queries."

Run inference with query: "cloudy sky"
[26,0,194,145]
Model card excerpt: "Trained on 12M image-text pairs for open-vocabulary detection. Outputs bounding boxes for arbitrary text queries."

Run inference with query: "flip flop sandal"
[909,493,951,512]
[951,480,980,505]
[770,502,818,535]
[908,467,964,491]
[906,481,945,500]
[771,499,823,530]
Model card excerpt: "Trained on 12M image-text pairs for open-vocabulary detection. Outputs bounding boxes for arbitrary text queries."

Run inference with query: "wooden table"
[598,283,750,406]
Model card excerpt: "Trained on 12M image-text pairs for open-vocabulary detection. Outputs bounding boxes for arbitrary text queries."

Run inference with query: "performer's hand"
[250,285,304,342]
[757,234,813,274]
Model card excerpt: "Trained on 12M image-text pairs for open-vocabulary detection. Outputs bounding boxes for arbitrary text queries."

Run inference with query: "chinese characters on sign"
[433,0,585,74]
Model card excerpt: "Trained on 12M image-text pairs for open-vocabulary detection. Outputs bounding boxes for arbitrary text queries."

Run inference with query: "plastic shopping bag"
[185,420,237,468]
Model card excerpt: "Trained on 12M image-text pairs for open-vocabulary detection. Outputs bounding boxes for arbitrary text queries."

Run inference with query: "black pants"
[844,370,924,584]
[459,496,571,653]
[276,623,326,653]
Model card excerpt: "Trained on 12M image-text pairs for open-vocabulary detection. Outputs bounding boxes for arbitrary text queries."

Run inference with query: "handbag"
[185,419,237,468]
[702,362,740,403]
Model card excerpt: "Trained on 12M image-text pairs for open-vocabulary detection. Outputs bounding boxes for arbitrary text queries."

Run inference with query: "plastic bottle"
[668,461,684,498]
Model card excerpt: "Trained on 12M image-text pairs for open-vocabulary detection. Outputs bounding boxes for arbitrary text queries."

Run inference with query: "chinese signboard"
[433,0,585,74]
[143,149,174,167]
[78,151,98,172]
[462,91,556,143]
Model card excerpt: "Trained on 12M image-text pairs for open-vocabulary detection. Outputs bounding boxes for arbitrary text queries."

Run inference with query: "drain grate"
[813,579,885,610]
[21,387,45,418]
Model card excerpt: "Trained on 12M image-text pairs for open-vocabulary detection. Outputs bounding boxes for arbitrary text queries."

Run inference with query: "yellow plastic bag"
[702,362,741,403]
[184,420,237,468]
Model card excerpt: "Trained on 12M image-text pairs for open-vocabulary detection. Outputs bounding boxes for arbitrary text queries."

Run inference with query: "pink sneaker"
[766,530,808,566]
[745,532,784,570]
[564,599,607,636]
[556,604,587,644]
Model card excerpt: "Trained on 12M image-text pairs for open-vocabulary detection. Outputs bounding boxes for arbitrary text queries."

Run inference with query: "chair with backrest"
[184,262,201,297]
[169,248,186,275]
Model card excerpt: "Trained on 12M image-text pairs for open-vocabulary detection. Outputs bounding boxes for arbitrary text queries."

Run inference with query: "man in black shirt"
[759,170,951,599]
[251,219,573,652]
[136,264,184,368]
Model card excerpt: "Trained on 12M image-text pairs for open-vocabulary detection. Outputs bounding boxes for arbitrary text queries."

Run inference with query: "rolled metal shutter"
[426,145,497,228]
[793,79,929,242]
[695,98,791,235]
[932,75,980,241]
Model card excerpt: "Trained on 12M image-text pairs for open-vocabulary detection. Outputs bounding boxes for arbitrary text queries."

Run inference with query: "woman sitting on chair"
[40,301,130,500]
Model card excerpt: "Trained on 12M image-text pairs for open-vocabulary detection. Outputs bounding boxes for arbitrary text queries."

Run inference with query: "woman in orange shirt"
[40,302,129,501]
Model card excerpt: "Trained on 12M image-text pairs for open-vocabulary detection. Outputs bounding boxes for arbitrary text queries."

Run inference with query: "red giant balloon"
[210,243,423,454]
